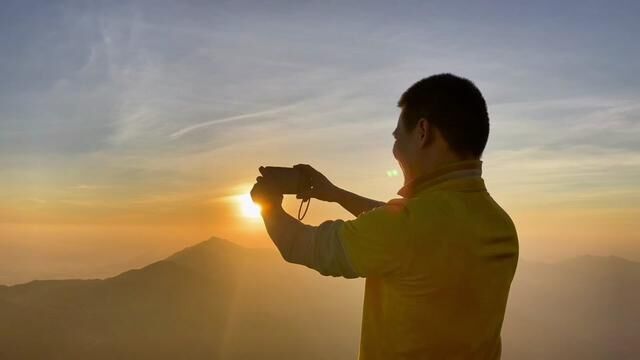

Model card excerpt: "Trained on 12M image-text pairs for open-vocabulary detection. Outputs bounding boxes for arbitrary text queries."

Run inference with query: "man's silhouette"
[251,73,519,359]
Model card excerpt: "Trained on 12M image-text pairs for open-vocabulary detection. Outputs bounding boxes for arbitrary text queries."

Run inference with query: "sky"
[1,0,639,283]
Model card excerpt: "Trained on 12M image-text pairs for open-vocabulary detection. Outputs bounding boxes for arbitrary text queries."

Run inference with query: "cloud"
[1,0,639,229]
[486,144,640,210]
[168,102,305,139]
[488,95,640,153]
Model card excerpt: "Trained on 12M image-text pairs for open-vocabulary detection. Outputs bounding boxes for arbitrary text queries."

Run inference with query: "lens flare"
[239,193,262,219]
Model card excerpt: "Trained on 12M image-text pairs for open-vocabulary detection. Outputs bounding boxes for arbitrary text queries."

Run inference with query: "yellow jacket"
[266,159,519,359]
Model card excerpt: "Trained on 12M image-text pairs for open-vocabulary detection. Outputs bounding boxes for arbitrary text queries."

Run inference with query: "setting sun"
[238,193,262,219]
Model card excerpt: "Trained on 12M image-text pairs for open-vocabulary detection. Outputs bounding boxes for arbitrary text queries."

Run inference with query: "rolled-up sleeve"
[282,198,413,278]
[285,219,361,278]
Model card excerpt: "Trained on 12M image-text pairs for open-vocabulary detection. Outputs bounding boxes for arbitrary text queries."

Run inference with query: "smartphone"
[260,166,304,194]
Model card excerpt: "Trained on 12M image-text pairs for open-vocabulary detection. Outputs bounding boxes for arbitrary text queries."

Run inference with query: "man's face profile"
[392,109,413,181]
[393,107,436,183]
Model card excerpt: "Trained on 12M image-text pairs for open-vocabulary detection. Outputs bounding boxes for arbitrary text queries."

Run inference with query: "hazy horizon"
[1,0,639,285]
[2,235,638,359]
[3,233,638,287]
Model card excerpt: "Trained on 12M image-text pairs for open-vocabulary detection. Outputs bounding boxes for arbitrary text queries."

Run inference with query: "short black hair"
[397,73,489,159]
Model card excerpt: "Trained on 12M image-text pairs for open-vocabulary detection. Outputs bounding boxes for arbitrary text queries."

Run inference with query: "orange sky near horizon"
[2,156,639,264]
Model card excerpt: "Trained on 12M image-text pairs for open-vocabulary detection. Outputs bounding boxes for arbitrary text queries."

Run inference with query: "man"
[251,73,519,359]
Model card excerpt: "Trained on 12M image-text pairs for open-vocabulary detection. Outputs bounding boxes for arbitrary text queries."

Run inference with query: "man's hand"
[251,171,284,213]
[293,164,340,202]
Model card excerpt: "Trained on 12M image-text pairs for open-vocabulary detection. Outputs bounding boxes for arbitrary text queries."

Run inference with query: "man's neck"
[397,155,483,198]
[405,152,474,186]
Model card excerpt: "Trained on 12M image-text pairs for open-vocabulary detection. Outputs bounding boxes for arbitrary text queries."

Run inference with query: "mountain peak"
[165,235,247,272]
[202,236,246,249]
[172,236,245,255]
[564,254,638,267]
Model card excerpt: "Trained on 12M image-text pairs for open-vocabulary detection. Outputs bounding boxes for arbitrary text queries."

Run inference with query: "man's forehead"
[398,107,409,124]
[395,111,404,130]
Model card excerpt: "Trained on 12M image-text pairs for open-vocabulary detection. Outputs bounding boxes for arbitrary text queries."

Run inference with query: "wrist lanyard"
[297,197,310,220]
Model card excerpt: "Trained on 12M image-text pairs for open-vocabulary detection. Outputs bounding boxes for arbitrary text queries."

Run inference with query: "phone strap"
[297,197,310,220]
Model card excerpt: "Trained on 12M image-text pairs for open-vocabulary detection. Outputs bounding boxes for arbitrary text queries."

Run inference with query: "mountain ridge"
[2,236,640,288]
[0,236,638,359]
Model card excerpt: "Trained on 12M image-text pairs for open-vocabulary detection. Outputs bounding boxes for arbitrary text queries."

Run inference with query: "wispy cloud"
[1,0,639,254]
[168,102,304,139]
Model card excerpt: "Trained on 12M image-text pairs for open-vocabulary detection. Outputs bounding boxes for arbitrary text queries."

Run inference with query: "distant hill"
[0,237,638,359]
[502,255,640,359]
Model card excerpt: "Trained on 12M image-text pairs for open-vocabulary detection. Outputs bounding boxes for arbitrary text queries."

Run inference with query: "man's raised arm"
[260,203,361,279]
[292,164,385,217]
[251,174,412,279]
[331,187,386,217]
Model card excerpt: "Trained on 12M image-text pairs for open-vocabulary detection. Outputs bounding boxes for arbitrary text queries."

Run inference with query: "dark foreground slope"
[1,237,638,359]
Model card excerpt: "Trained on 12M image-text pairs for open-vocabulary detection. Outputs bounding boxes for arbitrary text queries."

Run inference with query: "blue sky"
[1,0,639,261]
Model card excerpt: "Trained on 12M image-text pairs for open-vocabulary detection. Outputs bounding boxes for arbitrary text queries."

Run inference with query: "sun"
[238,193,262,219]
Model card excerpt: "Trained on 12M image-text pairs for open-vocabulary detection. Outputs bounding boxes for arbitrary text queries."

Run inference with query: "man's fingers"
[250,183,260,202]
[294,163,316,178]
[294,163,311,171]
[251,181,271,202]
[296,189,312,199]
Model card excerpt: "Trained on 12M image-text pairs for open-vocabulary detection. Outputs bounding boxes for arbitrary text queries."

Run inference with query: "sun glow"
[238,193,262,219]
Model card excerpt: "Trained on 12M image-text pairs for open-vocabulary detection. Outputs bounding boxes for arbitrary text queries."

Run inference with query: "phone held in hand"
[260,166,311,195]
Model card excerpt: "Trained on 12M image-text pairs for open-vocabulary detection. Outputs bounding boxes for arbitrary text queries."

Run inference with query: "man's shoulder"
[399,190,452,211]
[385,197,410,207]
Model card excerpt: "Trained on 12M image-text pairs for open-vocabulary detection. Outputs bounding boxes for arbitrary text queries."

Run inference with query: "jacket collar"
[397,159,484,198]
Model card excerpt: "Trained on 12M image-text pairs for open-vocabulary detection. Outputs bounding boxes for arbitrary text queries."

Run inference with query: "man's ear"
[417,118,432,148]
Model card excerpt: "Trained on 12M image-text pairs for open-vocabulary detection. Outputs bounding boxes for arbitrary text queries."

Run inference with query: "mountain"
[0,237,638,359]
[502,255,640,359]
[0,237,363,360]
